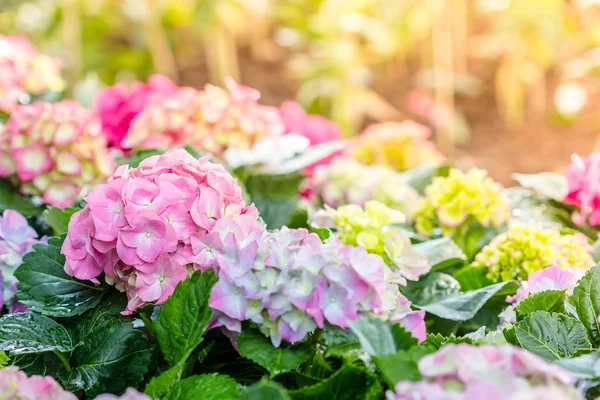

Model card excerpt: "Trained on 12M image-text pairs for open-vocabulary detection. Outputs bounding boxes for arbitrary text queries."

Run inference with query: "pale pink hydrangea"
[62,148,261,314]
[93,75,178,149]
[386,344,582,400]
[506,265,583,304]
[0,209,44,313]
[564,153,600,226]
[121,78,285,157]
[0,35,65,114]
[0,366,76,400]
[0,101,116,208]
[208,227,425,346]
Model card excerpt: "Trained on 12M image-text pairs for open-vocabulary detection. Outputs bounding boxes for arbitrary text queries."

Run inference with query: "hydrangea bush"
[0,101,115,207]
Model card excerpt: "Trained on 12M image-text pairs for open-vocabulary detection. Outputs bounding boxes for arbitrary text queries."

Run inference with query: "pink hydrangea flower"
[387,344,581,400]
[0,366,76,400]
[564,153,600,226]
[506,265,583,304]
[0,35,65,114]
[121,78,285,157]
[93,75,178,149]
[0,101,116,208]
[62,148,260,314]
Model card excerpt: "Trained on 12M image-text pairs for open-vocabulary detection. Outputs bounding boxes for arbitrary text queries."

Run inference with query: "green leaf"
[502,325,519,346]
[515,311,591,361]
[0,179,42,216]
[403,272,461,305]
[322,326,361,358]
[421,333,473,350]
[154,270,217,367]
[58,297,153,397]
[42,206,79,235]
[515,290,566,320]
[0,313,73,355]
[513,172,567,200]
[0,350,8,367]
[117,149,164,168]
[414,238,466,271]
[236,329,311,378]
[454,265,494,291]
[556,351,600,380]
[289,363,381,400]
[348,316,418,357]
[163,374,240,400]
[145,364,185,400]
[239,380,292,400]
[399,165,449,195]
[14,238,107,317]
[413,281,517,321]
[373,346,434,387]
[570,266,600,346]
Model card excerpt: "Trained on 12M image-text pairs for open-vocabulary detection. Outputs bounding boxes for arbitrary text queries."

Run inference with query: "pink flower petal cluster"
[0,35,65,114]
[0,209,44,313]
[93,75,178,149]
[506,265,583,304]
[0,101,116,208]
[208,227,425,346]
[95,388,150,400]
[564,152,600,226]
[0,366,76,400]
[121,78,285,157]
[387,344,581,400]
[62,148,261,315]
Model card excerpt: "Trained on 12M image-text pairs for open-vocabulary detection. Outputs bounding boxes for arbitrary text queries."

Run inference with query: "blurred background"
[3,0,600,183]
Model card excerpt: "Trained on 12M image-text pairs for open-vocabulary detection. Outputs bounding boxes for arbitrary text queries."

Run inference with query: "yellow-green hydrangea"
[311,200,430,284]
[472,222,594,282]
[414,168,511,236]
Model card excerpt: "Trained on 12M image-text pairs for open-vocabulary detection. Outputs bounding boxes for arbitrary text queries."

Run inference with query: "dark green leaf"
[43,206,79,235]
[515,311,591,361]
[154,270,217,367]
[10,353,47,375]
[556,351,600,380]
[515,290,566,320]
[322,326,360,358]
[413,281,517,321]
[15,237,107,317]
[414,238,466,271]
[421,333,473,350]
[0,313,73,355]
[454,265,494,291]
[289,363,381,400]
[373,346,434,387]
[348,316,418,357]
[239,380,292,400]
[163,374,240,400]
[237,329,311,378]
[403,272,461,305]
[0,179,42,216]
[570,266,600,346]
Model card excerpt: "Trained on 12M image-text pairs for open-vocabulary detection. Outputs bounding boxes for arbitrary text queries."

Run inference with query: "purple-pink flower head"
[62,148,262,314]
[0,366,77,400]
[507,265,583,304]
[564,152,600,226]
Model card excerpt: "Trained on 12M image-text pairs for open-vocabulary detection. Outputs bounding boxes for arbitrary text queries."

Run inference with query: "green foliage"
[14,237,107,317]
[145,364,186,400]
[454,265,494,291]
[240,379,292,400]
[421,333,473,350]
[321,326,361,358]
[515,290,566,320]
[556,351,600,380]
[413,238,466,271]
[373,346,434,388]
[0,179,42,216]
[569,266,600,346]
[237,329,311,378]
[403,272,461,305]
[399,165,450,195]
[0,313,73,355]
[163,374,240,400]
[348,316,418,357]
[42,206,79,235]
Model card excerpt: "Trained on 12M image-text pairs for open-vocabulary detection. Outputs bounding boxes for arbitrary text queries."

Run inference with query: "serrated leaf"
[414,238,466,271]
[403,272,461,305]
[0,313,73,355]
[154,270,217,367]
[14,238,107,317]
[413,281,517,321]
[163,373,240,400]
[348,316,418,357]
[58,296,153,397]
[502,325,519,346]
[289,363,381,400]
[236,329,311,378]
[373,346,434,387]
[421,333,473,350]
[145,364,185,400]
[515,290,566,320]
[515,311,591,361]
[570,266,600,346]
[556,351,600,380]
[0,179,42,216]
[239,380,292,400]
[43,206,79,235]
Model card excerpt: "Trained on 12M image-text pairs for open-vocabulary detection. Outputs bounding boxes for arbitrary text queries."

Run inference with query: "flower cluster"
[93,75,178,149]
[0,101,116,208]
[95,388,150,400]
[414,168,511,236]
[61,148,261,314]
[0,366,76,400]
[209,227,426,346]
[310,158,421,217]
[121,78,285,156]
[0,35,65,114]
[472,223,594,282]
[563,152,600,226]
[387,344,581,400]
[311,201,430,285]
[0,209,43,313]
[350,121,445,172]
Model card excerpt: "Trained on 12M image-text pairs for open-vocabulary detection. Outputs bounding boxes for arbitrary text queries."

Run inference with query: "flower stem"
[53,350,71,372]
[140,312,154,337]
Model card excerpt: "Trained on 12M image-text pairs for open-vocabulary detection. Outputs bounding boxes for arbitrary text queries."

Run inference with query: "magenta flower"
[564,152,600,226]
[135,253,188,303]
[507,265,582,304]
[95,388,151,400]
[0,366,76,400]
